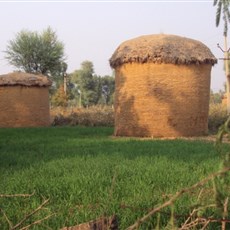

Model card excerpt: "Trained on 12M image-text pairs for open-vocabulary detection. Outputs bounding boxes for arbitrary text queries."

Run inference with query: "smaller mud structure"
[110,34,217,137]
[0,72,52,127]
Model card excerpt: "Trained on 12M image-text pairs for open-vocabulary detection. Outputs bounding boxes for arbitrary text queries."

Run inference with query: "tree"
[71,61,99,107]
[214,0,230,112]
[5,27,65,81]
[214,0,230,36]
[210,89,225,104]
[51,84,69,107]
[99,75,115,105]
[70,60,115,107]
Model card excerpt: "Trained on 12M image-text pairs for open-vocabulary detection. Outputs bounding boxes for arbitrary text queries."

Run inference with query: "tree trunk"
[224,35,230,114]
[63,73,67,96]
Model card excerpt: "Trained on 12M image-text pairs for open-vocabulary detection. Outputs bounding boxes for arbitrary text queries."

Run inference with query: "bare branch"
[11,198,50,230]
[201,219,211,230]
[0,208,13,228]
[222,197,229,230]
[0,191,35,198]
[19,213,55,230]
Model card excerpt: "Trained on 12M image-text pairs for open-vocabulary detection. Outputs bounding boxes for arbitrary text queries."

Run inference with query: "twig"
[11,198,50,230]
[179,208,198,229]
[179,204,216,230]
[180,189,205,229]
[201,219,211,230]
[197,188,204,201]
[181,217,211,230]
[18,213,55,230]
[222,197,229,230]
[0,191,35,198]
[0,207,13,228]
[126,167,230,230]
[180,217,202,229]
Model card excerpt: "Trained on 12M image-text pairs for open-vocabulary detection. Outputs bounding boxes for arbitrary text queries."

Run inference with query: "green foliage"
[216,115,230,144]
[5,26,65,80]
[214,0,230,36]
[212,116,230,229]
[70,61,114,107]
[51,84,69,107]
[70,61,97,107]
[210,89,225,104]
[0,127,223,229]
[100,75,115,105]
[209,103,228,133]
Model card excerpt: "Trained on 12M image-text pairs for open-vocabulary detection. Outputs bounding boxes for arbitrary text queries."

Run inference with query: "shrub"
[51,84,69,107]
[208,103,228,133]
[51,106,114,127]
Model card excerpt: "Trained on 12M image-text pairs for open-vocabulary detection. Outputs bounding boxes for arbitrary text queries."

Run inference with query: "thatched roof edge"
[109,34,217,68]
[0,72,52,87]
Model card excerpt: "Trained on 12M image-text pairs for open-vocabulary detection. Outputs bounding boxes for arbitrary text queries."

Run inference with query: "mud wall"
[114,63,212,137]
[0,86,50,127]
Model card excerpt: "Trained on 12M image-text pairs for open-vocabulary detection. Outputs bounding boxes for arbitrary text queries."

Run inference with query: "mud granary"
[110,34,217,137]
[0,72,52,127]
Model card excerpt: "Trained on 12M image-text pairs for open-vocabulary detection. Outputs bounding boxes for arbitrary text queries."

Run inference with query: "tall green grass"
[0,127,228,229]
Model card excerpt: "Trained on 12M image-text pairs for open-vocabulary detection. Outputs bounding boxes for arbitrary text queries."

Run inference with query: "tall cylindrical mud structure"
[0,72,52,127]
[110,34,217,137]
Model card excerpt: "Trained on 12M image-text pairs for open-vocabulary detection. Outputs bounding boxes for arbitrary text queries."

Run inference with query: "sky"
[0,0,228,92]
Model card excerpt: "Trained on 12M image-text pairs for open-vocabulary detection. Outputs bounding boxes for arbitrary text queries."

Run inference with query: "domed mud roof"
[109,34,217,68]
[0,72,52,87]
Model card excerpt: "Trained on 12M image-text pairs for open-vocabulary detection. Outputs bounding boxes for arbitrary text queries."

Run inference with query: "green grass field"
[0,127,229,229]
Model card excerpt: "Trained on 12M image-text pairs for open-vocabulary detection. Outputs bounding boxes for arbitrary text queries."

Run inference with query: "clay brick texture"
[114,63,212,137]
[0,86,50,127]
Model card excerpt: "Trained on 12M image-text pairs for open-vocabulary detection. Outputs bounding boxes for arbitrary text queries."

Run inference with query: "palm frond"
[216,1,222,27]
[223,1,230,22]
[222,1,230,35]
[223,11,228,35]
[214,0,218,6]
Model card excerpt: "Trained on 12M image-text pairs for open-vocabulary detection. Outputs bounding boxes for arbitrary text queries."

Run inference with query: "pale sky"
[0,0,227,92]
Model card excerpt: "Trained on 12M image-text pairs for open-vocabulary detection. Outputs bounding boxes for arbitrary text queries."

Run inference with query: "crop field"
[0,127,229,229]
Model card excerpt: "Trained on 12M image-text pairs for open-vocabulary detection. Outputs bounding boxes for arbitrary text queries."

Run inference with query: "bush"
[51,84,69,107]
[208,103,228,133]
[51,106,114,127]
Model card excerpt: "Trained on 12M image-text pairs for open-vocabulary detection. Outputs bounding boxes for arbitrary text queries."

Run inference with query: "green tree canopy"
[210,89,225,104]
[71,61,98,107]
[100,75,115,105]
[70,61,114,107]
[5,27,65,80]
